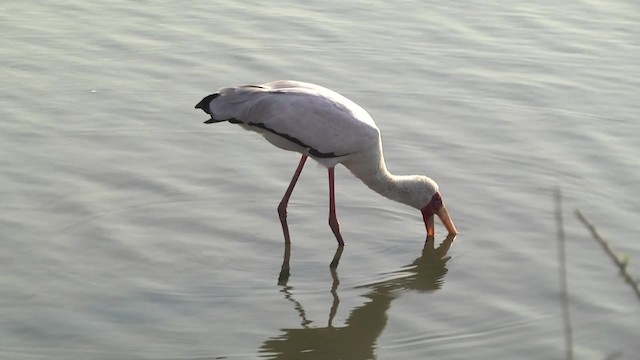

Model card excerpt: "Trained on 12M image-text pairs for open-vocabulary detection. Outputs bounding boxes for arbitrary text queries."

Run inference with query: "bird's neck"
[343,141,433,209]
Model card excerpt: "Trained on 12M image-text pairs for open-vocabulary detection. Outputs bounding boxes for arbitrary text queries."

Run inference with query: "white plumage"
[196,80,457,247]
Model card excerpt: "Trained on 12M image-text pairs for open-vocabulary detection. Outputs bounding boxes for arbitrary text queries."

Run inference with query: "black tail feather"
[195,93,220,114]
[204,117,226,124]
[196,93,239,125]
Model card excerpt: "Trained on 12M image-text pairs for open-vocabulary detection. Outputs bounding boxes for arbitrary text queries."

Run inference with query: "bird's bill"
[421,193,458,237]
[436,204,457,235]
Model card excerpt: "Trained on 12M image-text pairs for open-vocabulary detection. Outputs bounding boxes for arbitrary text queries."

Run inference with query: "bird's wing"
[211,82,380,157]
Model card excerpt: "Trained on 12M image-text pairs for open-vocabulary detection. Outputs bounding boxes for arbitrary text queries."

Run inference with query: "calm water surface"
[1,1,639,359]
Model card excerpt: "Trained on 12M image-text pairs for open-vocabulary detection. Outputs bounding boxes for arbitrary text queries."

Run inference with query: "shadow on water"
[261,234,456,359]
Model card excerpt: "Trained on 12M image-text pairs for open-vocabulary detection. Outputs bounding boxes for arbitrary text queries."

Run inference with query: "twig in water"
[575,209,640,302]
[555,188,574,360]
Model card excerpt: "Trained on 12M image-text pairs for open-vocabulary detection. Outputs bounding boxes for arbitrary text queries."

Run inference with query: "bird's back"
[202,80,381,162]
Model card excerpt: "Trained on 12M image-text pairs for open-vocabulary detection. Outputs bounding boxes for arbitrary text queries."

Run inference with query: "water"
[1,1,639,359]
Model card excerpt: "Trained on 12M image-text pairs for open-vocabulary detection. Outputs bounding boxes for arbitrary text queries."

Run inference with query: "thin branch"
[575,210,640,301]
[556,188,574,360]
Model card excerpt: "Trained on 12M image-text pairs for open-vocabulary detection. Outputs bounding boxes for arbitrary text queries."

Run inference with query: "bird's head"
[411,176,457,237]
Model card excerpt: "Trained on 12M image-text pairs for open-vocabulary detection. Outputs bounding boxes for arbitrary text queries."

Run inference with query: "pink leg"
[278,155,308,244]
[328,167,345,247]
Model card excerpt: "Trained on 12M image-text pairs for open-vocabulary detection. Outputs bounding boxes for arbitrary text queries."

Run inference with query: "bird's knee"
[277,203,287,217]
[328,217,340,230]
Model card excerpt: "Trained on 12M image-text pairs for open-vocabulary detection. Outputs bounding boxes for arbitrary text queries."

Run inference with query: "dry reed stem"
[575,209,640,301]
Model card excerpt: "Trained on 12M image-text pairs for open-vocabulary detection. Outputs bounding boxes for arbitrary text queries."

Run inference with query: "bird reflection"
[262,234,456,359]
[279,243,344,285]
[279,221,345,284]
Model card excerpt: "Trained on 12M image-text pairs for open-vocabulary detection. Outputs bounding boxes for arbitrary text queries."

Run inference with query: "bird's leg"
[328,167,345,247]
[278,242,291,285]
[329,245,344,268]
[426,215,435,238]
[278,155,308,244]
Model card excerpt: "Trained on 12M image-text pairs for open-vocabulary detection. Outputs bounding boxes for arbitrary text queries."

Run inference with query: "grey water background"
[1,1,639,359]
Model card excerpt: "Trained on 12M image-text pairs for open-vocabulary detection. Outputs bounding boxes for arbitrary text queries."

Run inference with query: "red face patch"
[420,192,443,220]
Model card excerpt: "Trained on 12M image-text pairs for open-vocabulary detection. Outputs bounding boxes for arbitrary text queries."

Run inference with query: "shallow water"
[1,1,639,359]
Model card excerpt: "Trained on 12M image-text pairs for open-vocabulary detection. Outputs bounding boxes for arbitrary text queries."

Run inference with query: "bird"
[195,80,457,246]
